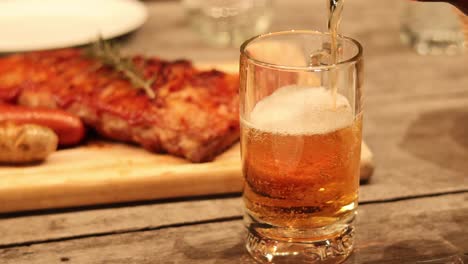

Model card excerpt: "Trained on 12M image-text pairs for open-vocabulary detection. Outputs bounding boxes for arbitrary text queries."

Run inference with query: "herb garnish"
[86,37,156,99]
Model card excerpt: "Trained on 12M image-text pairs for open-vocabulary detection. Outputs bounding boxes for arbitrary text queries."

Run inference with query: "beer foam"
[249,86,354,135]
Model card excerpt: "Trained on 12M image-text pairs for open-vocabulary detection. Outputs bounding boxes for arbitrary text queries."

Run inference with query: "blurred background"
[2,0,465,58]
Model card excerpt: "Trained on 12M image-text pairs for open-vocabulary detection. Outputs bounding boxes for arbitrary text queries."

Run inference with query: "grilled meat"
[0,49,239,162]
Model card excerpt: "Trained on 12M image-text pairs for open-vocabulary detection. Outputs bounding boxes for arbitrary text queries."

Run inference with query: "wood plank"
[1,193,466,263]
[0,142,242,214]
[359,81,468,201]
[0,196,242,247]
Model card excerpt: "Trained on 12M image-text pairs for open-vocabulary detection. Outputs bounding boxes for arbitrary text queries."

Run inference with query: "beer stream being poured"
[240,1,362,261]
[328,0,344,109]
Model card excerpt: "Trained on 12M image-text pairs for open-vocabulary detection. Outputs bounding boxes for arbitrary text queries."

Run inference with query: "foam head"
[249,86,354,135]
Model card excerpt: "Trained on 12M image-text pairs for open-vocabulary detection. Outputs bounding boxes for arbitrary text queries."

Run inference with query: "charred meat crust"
[0,49,240,162]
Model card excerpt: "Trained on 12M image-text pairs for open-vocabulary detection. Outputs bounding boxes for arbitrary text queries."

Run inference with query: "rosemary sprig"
[86,37,156,99]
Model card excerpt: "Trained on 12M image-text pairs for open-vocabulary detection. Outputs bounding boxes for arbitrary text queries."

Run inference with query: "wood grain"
[0,142,241,213]
[1,193,466,264]
[0,197,242,246]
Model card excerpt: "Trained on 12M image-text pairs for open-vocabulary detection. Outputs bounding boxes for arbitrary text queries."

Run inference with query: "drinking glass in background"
[400,1,465,55]
[240,30,363,263]
[181,0,273,47]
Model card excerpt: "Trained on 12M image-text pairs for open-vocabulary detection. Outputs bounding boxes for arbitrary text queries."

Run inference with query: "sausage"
[0,122,58,164]
[0,104,85,146]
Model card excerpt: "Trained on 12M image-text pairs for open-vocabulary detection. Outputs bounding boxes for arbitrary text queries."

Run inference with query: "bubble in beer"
[249,86,353,135]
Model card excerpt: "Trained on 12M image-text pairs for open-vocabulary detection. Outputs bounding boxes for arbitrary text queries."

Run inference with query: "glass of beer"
[240,30,363,263]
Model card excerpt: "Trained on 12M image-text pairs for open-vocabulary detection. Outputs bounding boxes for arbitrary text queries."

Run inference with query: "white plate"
[0,0,148,52]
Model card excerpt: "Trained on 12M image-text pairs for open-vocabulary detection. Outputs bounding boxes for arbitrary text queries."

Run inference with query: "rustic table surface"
[1,0,467,263]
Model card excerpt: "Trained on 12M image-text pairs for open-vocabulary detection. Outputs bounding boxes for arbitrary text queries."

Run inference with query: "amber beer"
[240,30,363,263]
[241,86,362,230]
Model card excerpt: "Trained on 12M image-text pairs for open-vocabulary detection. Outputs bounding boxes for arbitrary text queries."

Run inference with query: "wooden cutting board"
[0,141,374,213]
[0,62,374,213]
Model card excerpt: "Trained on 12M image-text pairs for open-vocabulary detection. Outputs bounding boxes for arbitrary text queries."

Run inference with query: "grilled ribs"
[0,49,239,162]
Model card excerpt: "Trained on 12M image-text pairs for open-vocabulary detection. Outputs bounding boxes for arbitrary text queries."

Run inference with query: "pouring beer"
[240,30,363,263]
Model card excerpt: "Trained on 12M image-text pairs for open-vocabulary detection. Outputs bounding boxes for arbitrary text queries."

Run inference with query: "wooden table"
[1,1,467,263]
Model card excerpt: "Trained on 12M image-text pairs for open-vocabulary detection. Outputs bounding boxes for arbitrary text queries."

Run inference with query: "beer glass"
[240,30,363,263]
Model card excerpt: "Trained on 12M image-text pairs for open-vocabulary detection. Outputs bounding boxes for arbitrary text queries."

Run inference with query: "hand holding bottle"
[416,0,467,14]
